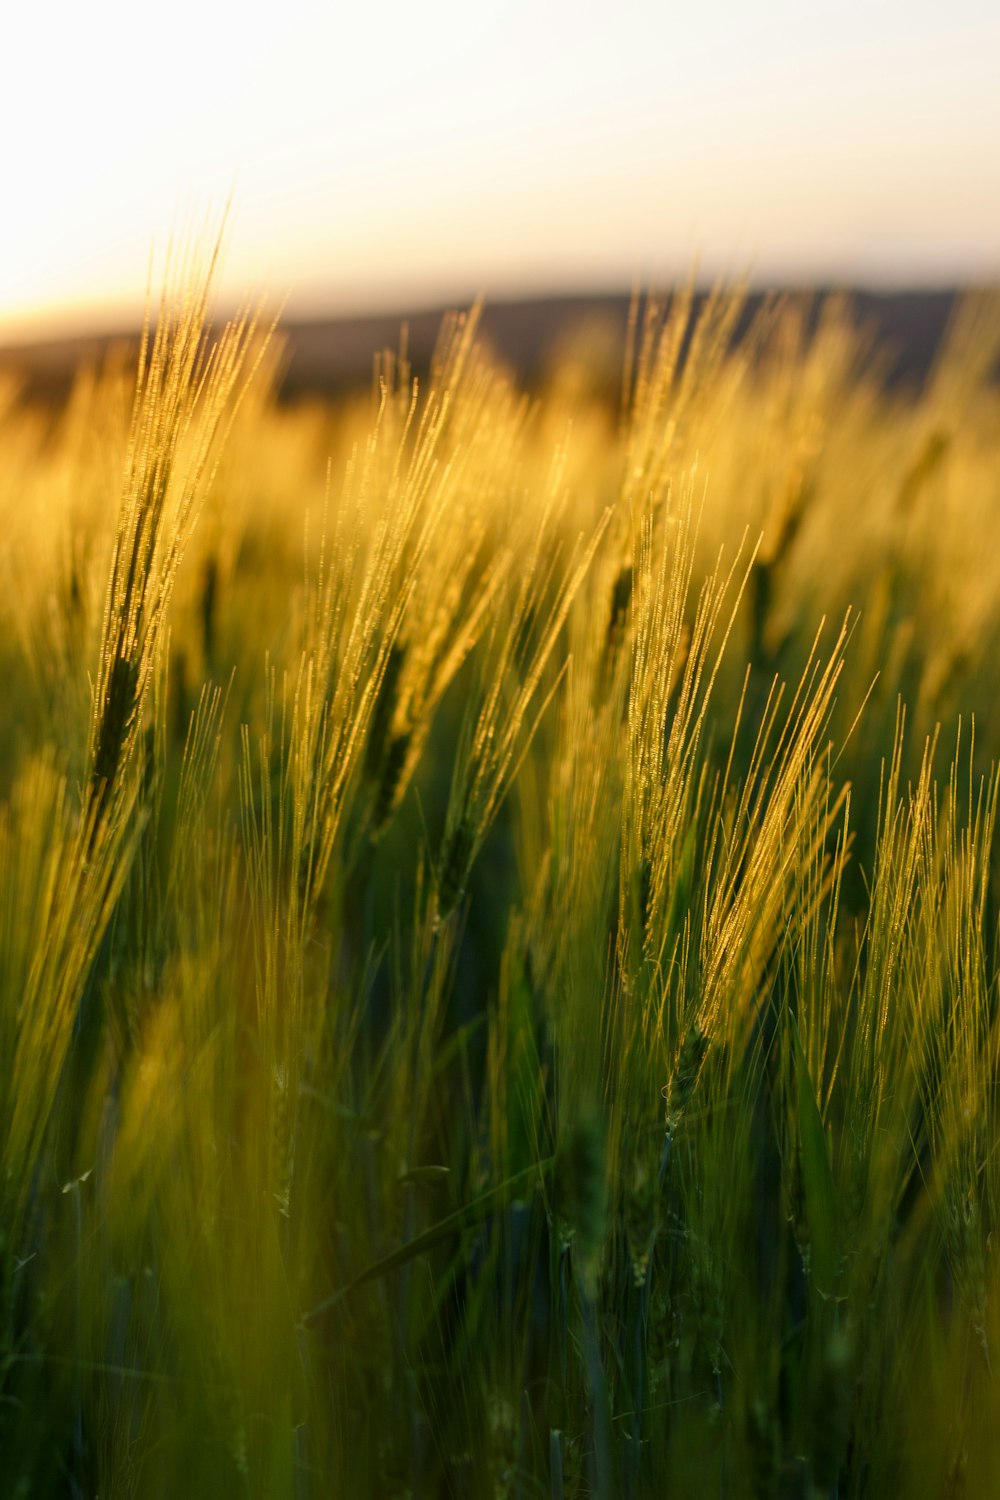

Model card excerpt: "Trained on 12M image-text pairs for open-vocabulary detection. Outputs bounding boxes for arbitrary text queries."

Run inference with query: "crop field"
[1,253,1000,1497]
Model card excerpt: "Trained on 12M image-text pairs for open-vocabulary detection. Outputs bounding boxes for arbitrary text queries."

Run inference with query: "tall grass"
[1,259,999,1497]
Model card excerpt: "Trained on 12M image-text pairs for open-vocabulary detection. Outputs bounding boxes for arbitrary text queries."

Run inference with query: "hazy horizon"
[3,0,998,342]
[0,274,989,353]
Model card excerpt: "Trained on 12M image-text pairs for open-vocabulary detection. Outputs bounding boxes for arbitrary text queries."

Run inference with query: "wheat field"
[2,253,1000,1498]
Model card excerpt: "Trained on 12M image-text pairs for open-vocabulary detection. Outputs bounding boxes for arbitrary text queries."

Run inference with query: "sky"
[1,0,998,339]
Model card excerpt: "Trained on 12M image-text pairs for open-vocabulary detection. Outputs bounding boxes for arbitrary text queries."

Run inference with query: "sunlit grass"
[1,254,999,1497]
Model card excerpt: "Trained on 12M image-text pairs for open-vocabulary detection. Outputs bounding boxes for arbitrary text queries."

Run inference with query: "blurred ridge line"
[0,287,984,404]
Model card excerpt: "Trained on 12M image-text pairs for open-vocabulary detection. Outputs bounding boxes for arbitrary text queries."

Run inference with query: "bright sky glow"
[1,0,998,337]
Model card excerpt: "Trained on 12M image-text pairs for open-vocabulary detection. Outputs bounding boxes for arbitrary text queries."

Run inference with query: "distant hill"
[0,289,969,404]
